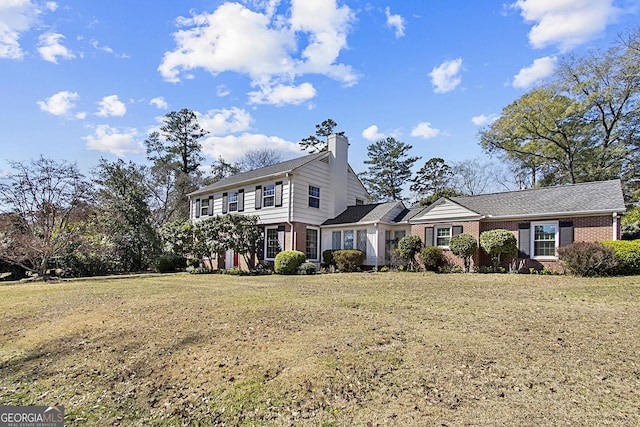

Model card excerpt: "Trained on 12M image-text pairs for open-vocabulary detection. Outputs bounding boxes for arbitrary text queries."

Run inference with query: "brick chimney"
[328,133,349,218]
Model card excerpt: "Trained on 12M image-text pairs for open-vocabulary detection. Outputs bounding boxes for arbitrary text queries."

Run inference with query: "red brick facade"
[411,214,618,272]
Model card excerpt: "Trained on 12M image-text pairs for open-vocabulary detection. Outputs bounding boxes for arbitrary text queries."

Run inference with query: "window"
[263,185,275,207]
[533,222,558,258]
[201,198,210,217]
[357,230,367,255]
[343,230,354,250]
[332,231,341,249]
[436,226,451,247]
[228,192,238,212]
[265,227,280,259]
[355,198,364,206]
[309,186,320,208]
[306,228,319,260]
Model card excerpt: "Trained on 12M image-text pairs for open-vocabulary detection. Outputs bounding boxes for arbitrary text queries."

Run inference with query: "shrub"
[420,246,443,272]
[621,223,640,240]
[274,250,306,275]
[449,233,477,272]
[322,249,337,268]
[333,250,365,272]
[479,229,517,271]
[600,240,640,275]
[155,254,187,273]
[297,262,317,275]
[396,235,423,271]
[558,242,618,277]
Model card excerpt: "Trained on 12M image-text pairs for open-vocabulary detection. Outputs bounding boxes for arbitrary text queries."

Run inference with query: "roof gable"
[411,198,481,223]
[322,201,406,226]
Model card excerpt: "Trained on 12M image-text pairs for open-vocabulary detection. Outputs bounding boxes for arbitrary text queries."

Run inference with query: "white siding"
[348,169,369,204]
[291,158,332,225]
[412,199,480,223]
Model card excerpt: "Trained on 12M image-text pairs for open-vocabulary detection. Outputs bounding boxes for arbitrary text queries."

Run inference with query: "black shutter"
[452,225,463,236]
[255,186,262,210]
[424,227,434,247]
[222,192,228,214]
[275,181,283,207]
[518,223,531,258]
[559,221,574,247]
[208,195,214,215]
[195,198,200,218]
[238,189,244,212]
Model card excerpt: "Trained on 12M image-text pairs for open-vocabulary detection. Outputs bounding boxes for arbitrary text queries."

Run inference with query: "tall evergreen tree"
[360,137,420,201]
[299,118,344,153]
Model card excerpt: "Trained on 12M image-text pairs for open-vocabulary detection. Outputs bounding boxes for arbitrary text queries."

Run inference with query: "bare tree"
[0,157,91,278]
[239,148,283,170]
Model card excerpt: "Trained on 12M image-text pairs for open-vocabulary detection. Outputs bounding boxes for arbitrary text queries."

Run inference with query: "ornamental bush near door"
[274,250,306,275]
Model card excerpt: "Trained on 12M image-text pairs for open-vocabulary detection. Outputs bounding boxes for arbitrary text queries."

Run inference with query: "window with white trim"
[265,227,280,259]
[532,221,558,258]
[357,229,367,255]
[332,231,341,249]
[343,230,354,250]
[306,228,319,260]
[263,185,275,207]
[436,226,452,247]
[201,198,210,217]
[309,186,320,208]
[228,191,238,212]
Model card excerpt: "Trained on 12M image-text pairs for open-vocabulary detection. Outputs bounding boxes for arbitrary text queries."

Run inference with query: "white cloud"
[471,114,499,126]
[512,56,557,89]
[158,0,357,106]
[429,58,463,93]
[96,95,126,117]
[0,0,41,59]
[83,125,143,157]
[198,107,253,135]
[149,97,168,110]
[37,32,75,63]
[513,0,623,51]
[37,91,80,116]
[411,122,443,139]
[248,82,316,106]
[362,125,385,141]
[385,7,405,38]
[201,133,300,162]
[216,84,231,97]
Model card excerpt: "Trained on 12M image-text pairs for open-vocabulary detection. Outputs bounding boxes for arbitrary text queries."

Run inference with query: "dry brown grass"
[1,272,639,426]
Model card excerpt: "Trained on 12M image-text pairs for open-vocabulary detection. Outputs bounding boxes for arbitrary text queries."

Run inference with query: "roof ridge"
[452,179,622,200]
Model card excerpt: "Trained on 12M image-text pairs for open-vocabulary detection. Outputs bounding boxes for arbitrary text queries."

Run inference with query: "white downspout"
[613,212,618,240]
[374,223,379,269]
[286,173,295,251]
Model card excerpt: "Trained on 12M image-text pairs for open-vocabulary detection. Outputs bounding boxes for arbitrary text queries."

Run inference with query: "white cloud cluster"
[0,0,42,59]
[149,97,168,110]
[512,55,557,88]
[201,133,300,163]
[198,107,253,135]
[96,95,126,117]
[37,90,79,116]
[471,114,499,126]
[429,58,463,93]
[512,0,622,51]
[37,32,74,63]
[411,122,443,139]
[385,7,405,38]
[158,0,357,106]
[83,125,143,157]
[362,125,385,141]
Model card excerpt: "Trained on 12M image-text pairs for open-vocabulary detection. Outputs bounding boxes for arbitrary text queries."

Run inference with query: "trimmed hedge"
[297,262,317,275]
[558,242,618,277]
[333,250,365,272]
[274,250,306,275]
[155,254,187,273]
[420,246,443,272]
[322,249,337,268]
[600,240,640,275]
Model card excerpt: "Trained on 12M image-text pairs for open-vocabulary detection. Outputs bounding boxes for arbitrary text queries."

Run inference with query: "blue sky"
[1,0,639,180]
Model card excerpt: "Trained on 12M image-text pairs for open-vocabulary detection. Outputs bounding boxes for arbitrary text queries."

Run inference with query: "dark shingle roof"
[189,151,327,196]
[449,179,625,218]
[322,201,403,225]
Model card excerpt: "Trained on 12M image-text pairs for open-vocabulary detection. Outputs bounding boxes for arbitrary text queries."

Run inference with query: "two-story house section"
[188,134,369,268]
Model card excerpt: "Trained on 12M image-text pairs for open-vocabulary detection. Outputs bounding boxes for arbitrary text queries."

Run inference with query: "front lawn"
[1,273,639,426]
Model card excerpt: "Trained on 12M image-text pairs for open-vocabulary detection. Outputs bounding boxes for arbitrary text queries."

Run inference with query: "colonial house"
[189,134,626,271]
